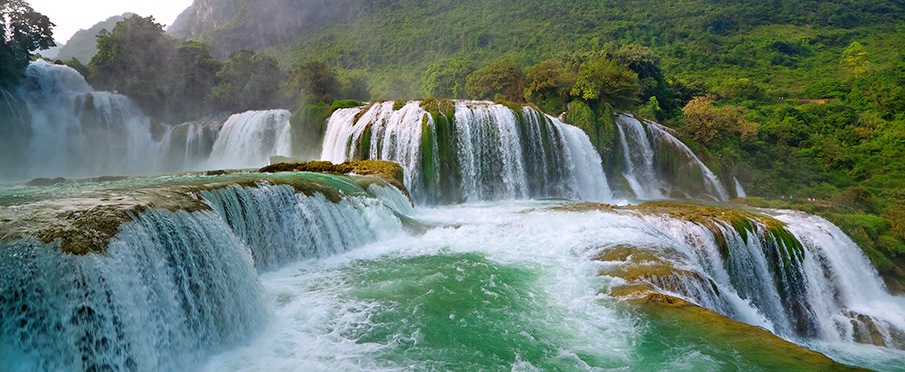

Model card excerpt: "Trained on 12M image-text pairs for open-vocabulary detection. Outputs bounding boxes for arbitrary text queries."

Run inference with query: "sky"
[29,0,194,44]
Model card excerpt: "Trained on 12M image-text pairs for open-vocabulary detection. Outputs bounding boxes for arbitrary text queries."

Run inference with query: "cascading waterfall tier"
[0,172,408,371]
[321,100,612,204]
[601,202,905,351]
[0,61,298,181]
[206,110,293,170]
[0,211,270,372]
[614,114,730,201]
[201,182,403,270]
[8,61,164,180]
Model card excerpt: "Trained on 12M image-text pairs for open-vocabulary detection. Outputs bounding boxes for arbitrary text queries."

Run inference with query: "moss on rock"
[259,159,408,198]
[633,293,870,372]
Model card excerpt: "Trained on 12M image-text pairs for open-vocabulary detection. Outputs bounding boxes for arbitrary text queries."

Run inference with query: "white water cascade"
[0,210,270,372]
[321,100,611,204]
[0,61,300,181]
[0,180,408,371]
[207,110,293,170]
[11,61,164,179]
[735,177,747,198]
[200,183,404,270]
[615,114,730,201]
[637,209,905,352]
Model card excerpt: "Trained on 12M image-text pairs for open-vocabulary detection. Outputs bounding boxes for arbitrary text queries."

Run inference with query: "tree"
[681,96,758,146]
[465,59,525,102]
[89,15,225,121]
[842,41,870,76]
[172,41,221,116]
[570,56,640,110]
[290,60,339,104]
[209,49,286,111]
[89,15,176,115]
[421,58,471,99]
[524,60,570,112]
[0,0,54,87]
[339,70,370,101]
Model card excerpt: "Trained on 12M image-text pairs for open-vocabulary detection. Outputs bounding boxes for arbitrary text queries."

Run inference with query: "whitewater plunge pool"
[197,201,905,372]
[2,174,905,371]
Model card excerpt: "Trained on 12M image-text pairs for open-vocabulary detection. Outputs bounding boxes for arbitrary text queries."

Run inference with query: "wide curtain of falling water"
[0,210,268,372]
[320,100,611,204]
[0,183,406,371]
[200,183,404,271]
[0,61,297,181]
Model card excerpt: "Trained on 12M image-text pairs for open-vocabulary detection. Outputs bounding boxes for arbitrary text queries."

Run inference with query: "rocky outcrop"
[260,160,408,198]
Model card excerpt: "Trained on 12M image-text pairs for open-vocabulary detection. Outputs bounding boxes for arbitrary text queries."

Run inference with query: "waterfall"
[10,61,164,180]
[207,110,293,170]
[734,177,747,198]
[158,120,222,172]
[636,209,905,348]
[321,100,611,204]
[0,61,301,181]
[0,210,269,372]
[615,114,729,201]
[0,177,407,371]
[200,183,403,270]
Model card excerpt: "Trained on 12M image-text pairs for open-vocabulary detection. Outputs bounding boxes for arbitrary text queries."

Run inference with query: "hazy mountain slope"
[168,0,362,58]
[56,13,134,63]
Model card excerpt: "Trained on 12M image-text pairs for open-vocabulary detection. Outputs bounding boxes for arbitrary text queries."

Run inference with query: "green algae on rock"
[595,244,869,371]
[259,160,408,198]
[632,294,871,372]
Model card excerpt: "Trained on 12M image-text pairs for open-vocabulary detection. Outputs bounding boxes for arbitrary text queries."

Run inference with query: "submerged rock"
[596,244,868,371]
[632,293,870,372]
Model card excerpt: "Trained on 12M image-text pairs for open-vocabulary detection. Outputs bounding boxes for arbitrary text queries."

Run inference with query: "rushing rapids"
[0,62,295,181]
[3,171,905,371]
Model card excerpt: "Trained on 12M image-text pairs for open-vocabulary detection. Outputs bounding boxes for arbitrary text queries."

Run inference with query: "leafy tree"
[89,15,226,121]
[0,0,54,87]
[421,58,471,99]
[89,15,177,116]
[524,60,570,112]
[339,70,370,101]
[842,41,870,77]
[465,59,525,102]
[172,41,222,114]
[570,56,640,110]
[209,49,285,111]
[681,96,757,147]
[721,78,765,99]
[290,60,339,104]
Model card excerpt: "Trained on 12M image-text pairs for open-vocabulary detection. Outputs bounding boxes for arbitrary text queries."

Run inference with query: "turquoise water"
[200,202,905,371]
[4,180,905,371]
